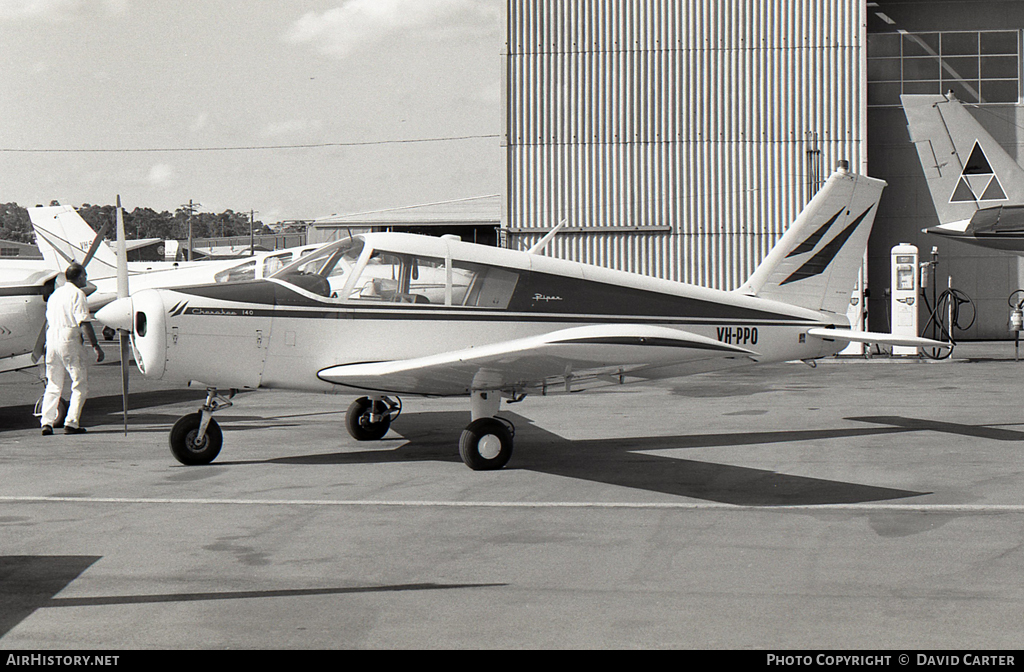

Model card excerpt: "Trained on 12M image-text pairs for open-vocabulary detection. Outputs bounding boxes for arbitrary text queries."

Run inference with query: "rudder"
[737,164,886,315]
[28,205,118,280]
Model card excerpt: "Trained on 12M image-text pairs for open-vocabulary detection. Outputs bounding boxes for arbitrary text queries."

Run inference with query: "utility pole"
[181,200,201,261]
[250,209,258,256]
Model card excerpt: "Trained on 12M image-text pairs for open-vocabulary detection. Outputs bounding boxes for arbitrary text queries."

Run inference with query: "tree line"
[1,201,276,246]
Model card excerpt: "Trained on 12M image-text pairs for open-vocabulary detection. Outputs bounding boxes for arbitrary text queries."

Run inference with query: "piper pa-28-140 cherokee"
[96,165,945,470]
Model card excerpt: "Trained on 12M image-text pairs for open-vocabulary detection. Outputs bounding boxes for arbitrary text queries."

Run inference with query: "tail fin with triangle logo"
[902,92,1024,227]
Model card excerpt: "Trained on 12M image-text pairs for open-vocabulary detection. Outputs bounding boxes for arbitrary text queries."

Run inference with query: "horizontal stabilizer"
[806,328,948,349]
[318,324,756,396]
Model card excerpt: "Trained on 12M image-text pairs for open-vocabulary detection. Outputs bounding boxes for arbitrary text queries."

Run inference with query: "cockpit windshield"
[269,236,364,297]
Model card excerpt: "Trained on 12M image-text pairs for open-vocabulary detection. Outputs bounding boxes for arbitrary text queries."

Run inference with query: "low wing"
[318,324,757,396]
[806,328,948,349]
[0,353,41,375]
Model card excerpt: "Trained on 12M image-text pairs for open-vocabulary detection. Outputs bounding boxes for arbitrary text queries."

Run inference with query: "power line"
[0,133,501,154]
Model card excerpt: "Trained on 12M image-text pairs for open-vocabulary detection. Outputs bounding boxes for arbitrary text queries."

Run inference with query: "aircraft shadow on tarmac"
[0,555,502,639]
[0,390,209,433]
[206,409,1024,507]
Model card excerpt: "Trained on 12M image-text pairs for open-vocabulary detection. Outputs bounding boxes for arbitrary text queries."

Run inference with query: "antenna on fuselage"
[527,218,567,255]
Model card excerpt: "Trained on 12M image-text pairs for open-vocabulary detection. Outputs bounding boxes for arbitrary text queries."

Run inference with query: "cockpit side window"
[350,252,446,304]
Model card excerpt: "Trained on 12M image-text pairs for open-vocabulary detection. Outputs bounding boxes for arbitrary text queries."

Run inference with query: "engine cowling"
[96,289,167,379]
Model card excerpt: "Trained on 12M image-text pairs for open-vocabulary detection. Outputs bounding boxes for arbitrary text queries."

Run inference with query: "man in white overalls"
[40,263,105,435]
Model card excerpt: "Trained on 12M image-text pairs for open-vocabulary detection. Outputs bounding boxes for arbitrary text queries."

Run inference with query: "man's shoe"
[41,425,53,436]
[64,426,86,435]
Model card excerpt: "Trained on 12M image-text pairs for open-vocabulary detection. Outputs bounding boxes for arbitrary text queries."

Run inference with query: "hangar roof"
[311,194,500,228]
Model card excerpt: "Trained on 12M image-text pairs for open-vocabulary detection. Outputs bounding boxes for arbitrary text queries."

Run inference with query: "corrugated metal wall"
[505,0,867,289]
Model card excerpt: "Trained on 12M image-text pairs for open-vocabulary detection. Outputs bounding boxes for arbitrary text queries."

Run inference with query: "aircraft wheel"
[169,412,223,466]
[459,418,513,471]
[345,397,391,441]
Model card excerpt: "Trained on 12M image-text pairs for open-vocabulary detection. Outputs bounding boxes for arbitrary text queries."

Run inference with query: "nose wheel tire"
[459,418,514,471]
[169,412,223,465]
[345,397,392,441]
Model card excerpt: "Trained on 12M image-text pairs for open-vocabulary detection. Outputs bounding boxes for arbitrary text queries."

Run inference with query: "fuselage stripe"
[175,305,819,327]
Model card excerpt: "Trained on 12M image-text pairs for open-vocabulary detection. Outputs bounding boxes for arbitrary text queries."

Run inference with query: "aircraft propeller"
[115,196,130,435]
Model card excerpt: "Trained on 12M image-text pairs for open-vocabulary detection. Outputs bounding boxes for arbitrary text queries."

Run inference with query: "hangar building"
[501,0,1024,340]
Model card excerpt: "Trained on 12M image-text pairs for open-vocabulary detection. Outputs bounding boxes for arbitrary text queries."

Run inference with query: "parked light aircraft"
[29,204,326,311]
[95,165,945,470]
[902,92,1024,253]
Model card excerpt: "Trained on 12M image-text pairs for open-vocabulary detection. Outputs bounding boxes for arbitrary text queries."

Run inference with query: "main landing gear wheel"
[345,396,395,441]
[459,418,514,471]
[169,412,223,466]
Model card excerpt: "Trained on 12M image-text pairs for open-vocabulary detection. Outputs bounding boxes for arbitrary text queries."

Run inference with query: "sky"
[0,0,505,224]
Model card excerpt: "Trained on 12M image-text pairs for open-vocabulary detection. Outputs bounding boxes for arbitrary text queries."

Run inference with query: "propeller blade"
[31,322,46,364]
[115,195,130,434]
[115,196,128,300]
[119,329,130,436]
[80,220,112,269]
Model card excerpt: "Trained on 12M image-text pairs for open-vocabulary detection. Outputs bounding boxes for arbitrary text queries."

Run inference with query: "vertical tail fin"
[902,92,1024,230]
[736,165,886,314]
[28,205,119,280]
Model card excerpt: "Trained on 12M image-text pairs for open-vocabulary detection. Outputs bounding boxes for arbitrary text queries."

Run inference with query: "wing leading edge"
[317,324,757,396]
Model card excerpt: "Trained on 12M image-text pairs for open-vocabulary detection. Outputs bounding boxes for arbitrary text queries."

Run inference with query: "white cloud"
[283,0,499,58]
[145,163,175,189]
[190,112,210,133]
[0,0,127,21]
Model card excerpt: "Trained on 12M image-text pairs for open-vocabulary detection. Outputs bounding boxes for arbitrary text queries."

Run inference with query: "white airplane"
[95,165,945,470]
[0,264,56,373]
[902,92,1024,253]
[28,204,326,311]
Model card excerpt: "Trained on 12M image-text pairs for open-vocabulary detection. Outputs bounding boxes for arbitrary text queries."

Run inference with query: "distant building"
[308,195,501,247]
[0,240,41,259]
[184,233,307,260]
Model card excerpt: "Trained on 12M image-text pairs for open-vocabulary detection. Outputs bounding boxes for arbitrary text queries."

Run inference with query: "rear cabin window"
[450,261,519,309]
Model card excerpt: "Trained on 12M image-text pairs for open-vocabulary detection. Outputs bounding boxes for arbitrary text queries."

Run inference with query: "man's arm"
[81,322,105,363]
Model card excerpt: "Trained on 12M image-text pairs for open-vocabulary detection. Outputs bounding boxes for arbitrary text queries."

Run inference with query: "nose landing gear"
[168,388,235,465]
[345,396,401,441]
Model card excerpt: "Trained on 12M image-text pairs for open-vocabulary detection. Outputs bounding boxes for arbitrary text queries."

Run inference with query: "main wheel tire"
[459,418,514,471]
[345,397,391,441]
[169,412,223,466]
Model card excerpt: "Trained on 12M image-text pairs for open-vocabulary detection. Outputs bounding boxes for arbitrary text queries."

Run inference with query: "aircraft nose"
[95,297,134,332]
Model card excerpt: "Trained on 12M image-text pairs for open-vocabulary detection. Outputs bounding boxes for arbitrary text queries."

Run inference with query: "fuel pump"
[890,243,919,356]
[1009,289,1024,361]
